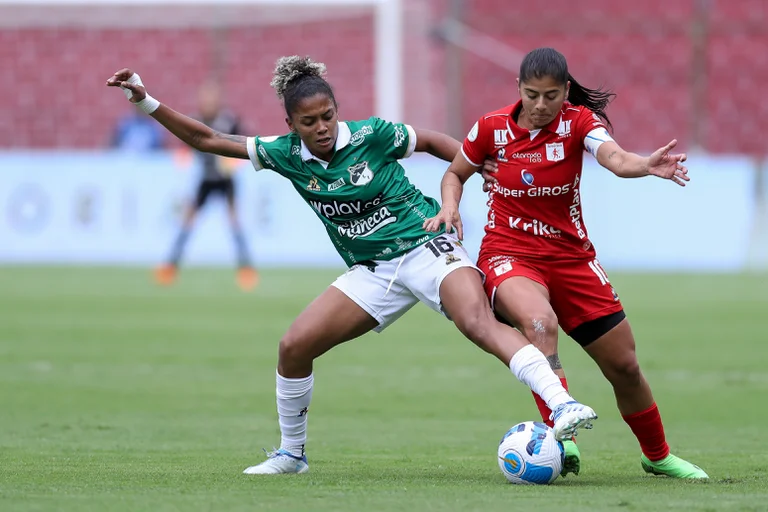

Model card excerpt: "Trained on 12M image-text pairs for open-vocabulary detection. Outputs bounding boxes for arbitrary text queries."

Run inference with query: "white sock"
[509,344,573,410]
[276,371,313,457]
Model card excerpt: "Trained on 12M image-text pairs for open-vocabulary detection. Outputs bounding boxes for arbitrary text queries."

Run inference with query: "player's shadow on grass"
[299,462,713,487]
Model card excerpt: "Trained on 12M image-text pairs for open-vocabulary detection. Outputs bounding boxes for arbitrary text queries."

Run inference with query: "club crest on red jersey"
[546,142,565,162]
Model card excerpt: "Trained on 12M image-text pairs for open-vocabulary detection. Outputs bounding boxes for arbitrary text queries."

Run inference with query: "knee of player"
[520,313,559,345]
[278,333,308,364]
[604,353,642,383]
[453,307,494,345]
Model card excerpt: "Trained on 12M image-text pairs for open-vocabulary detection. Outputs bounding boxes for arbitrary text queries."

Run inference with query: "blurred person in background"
[425,47,707,480]
[111,108,165,151]
[154,81,258,291]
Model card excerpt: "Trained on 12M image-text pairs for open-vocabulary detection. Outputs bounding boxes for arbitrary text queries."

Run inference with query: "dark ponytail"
[566,74,616,131]
[519,47,616,131]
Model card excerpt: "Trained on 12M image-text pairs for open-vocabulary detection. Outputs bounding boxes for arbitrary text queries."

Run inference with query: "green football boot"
[641,453,709,479]
[560,439,581,477]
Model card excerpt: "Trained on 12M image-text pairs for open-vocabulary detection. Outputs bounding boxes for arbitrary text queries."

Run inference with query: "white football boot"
[550,401,597,441]
[243,448,309,475]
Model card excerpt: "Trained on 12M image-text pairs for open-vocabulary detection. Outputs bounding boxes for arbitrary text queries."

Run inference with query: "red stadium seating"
[1,0,765,154]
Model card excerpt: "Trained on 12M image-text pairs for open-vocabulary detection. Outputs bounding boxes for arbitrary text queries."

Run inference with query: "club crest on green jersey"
[348,161,374,186]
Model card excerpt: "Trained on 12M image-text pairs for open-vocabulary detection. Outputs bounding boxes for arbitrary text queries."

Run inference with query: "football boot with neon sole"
[641,453,708,479]
[560,439,581,477]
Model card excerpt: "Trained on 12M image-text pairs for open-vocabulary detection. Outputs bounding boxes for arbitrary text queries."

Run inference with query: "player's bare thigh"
[494,276,559,355]
[439,267,532,365]
[439,266,493,326]
[278,286,379,377]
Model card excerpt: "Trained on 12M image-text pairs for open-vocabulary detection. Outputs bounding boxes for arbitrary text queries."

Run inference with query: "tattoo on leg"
[531,319,547,347]
[547,353,563,370]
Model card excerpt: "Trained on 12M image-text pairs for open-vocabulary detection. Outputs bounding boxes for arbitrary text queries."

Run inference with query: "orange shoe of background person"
[237,266,259,291]
[154,264,178,286]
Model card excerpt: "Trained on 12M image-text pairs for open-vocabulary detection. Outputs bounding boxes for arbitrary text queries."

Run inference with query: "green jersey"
[247,117,444,266]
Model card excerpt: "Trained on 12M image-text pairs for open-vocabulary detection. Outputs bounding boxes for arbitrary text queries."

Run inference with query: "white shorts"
[332,233,482,332]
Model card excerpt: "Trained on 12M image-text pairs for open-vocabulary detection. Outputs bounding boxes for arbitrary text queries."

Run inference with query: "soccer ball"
[497,421,564,484]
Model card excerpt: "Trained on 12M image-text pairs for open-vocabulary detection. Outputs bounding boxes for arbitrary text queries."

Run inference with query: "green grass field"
[1,267,767,511]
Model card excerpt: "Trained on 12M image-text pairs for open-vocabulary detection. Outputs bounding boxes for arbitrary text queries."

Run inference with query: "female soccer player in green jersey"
[107,56,598,475]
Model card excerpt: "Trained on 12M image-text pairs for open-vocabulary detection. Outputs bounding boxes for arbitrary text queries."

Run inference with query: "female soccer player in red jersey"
[425,47,707,479]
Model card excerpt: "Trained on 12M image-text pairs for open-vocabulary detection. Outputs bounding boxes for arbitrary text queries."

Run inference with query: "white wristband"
[119,72,160,114]
[120,72,144,100]
[135,94,160,115]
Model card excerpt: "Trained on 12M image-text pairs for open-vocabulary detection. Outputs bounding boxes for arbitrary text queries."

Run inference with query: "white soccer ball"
[497,421,564,484]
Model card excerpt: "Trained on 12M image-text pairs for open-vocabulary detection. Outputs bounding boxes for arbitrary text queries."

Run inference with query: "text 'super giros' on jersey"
[462,101,610,260]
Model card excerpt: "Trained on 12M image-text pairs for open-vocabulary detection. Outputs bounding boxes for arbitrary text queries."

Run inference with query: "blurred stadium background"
[1,0,767,269]
[2,1,767,510]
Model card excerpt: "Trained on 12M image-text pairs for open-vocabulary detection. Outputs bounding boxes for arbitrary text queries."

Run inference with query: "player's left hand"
[480,158,498,192]
[423,205,464,240]
[647,139,690,187]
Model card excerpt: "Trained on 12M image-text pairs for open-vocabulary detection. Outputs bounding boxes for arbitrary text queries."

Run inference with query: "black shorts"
[194,179,235,208]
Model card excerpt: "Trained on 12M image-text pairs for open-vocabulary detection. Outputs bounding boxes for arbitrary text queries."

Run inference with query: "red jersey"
[462,101,608,260]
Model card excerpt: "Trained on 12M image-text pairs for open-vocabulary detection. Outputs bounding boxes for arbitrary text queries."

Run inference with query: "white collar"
[300,121,351,162]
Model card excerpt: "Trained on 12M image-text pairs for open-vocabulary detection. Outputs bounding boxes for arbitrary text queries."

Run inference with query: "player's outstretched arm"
[413,128,461,162]
[106,68,249,159]
[411,128,497,188]
[596,139,690,187]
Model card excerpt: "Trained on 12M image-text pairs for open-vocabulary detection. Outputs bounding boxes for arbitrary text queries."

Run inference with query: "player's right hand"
[105,68,147,103]
[423,206,464,240]
[480,157,499,192]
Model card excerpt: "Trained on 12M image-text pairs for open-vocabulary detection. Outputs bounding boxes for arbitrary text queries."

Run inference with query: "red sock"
[532,377,569,428]
[622,403,670,461]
